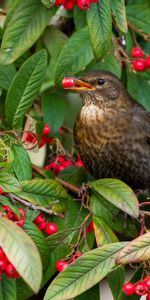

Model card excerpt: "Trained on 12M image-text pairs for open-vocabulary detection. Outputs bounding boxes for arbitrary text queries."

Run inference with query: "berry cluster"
[44,155,84,174]
[34,213,58,235]
[122,276,150,299]
[2,206,25,227]
[131,47,150,72]
[24,124,52,148]
[0,247,20,279]
[55,0,98,11]
[56,252,82,272]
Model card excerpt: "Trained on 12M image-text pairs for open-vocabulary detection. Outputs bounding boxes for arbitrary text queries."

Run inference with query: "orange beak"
[62,77,95,92]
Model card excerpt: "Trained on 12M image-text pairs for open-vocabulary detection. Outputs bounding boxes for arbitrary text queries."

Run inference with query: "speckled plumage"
[73,71,150,189]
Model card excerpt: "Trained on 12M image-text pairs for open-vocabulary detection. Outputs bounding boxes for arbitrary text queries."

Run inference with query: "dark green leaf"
[0,64,16,90]
[107,267,125,300]
[16,178,69,206]
[0,275,17,300]
[46,227,79,251]
[0,217,42,293]
[0,172,21,192]
[89,178,139,218]
[116,232,150,265]
[0,0,56,64]
[87,0,112,59]
[5,50,47,129]
[23,221,50,269]
[126,0,150,34]
[42,92,66,134]
[55,27,94,85]
[73,7,87,30]
[44,242,126,300]
[12,144,32,181]
[86,51,122,78]
[110,0,127,33]
[75,284,100,300]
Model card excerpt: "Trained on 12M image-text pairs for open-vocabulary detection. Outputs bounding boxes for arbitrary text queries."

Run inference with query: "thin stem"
[8,193,60,216]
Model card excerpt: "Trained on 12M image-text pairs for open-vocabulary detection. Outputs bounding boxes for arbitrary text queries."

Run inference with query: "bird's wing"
[131,101,150,142]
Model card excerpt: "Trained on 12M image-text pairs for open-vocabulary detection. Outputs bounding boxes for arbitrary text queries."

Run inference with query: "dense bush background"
[0,0,149,299]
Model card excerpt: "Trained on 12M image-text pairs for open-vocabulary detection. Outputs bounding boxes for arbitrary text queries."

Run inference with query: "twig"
[139,202,150,208]
[8,193,60,216]
[56,177,80,195]
[128,22,150,41]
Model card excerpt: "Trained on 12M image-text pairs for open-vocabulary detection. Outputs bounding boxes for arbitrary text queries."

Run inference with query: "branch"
[8,193,60,216]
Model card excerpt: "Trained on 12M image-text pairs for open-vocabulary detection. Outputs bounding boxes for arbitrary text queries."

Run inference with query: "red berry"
[56,260,69,272]
[76,159,84,167]
[77,0,91,10]
[34,213,46,225]
[63,1,74,10]
[86,221,94,233]
[0,186,3,194]
[45,223,58,235]
[43,124,51,135]
[146,293,150,300]
[13,208,25,221]
[131,47,143,58]
[70,252,82,263]
[0,259,7,272]
[2,206,12,213]
[55,0,65,5]
[145,56,150,68]
[62,160,72,168]
[39,136,46,148]
[57,156,66,163]
[15,217,25,227]
[37,222,46,231]
[43,136,52,144]
[0,248,6,260]
[122,282,135,296]
[24,132,32,142]
[132,59,146,72]
[134,282,147,296]
[62,77,75,88]
[6,263,19,278]
[144,276,150,292]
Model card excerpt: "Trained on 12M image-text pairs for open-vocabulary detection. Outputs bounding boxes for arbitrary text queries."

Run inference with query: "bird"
[62,70,150,190]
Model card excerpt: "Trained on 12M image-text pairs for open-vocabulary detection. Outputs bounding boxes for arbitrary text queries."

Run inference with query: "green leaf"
[0,64,16,90]
[5,50,47,129]
[41,0,55,8]
[93,216,118,246]
[89,178,139,218]
[0,172,21,192]
[110,0,127,33]
[42,92,66,134]
[0,0,56,64]
[107,267,125,300]
[23,221,50,269]
[116,232,150,265]
[87,0,112,59]
[86,51,122,78]
[44,242,126,300]
[0,275,17,300]
[0,195,20,216]
[73,7,87,30]
[126,0,150,34]
[127,70,150,111]
[55,27,94,85]
[16,178,69,206]
[0,217,42,293]
[46,227,79,251]
[12,144,32,181]
[75,284,100,300]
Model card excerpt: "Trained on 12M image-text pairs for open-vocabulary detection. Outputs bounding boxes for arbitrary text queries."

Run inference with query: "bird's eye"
[97,78,105,85]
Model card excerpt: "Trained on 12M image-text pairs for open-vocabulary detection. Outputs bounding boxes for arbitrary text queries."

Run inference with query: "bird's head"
[62,70,130,107]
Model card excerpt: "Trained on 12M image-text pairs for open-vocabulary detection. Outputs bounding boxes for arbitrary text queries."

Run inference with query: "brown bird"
[62,70,150,190]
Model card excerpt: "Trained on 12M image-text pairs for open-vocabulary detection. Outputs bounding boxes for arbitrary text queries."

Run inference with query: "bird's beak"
[62,77,95,92]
